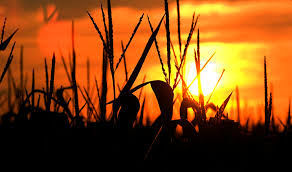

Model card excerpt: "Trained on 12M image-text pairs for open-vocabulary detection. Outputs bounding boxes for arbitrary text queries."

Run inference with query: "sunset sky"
[0,0,291,124]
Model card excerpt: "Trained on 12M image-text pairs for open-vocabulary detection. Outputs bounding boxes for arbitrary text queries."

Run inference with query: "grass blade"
[120,14,165,95]
[144,125,163,160]
[107,0,114,60]
[31,69,35,112]
[287,99,291,128]
[44,58,49,110]
[121,41,128,81]
[236,86,241,123]
[83,86,101,121]
[87,11,109,53]
[0,42,15,83]
[138,97,146,127]
[100,47,108,122]
[138,75,147,101]
[185,51,215,90]
[111,15,164,124]
[164,0,171,84]
[0,18,18,51]
[147,15,168,83]
[170,36,179,70]
[61,54,72,83]
[101,3,109,43]
[0,29,18,51]
[87,58,90,118]
[115,13,144,72]
[206,69,225,104]
[217,91,233,118]
[173,13,198,89]
[176,0,182,59]
[71,21,79,118]
[20,45,24,102]
[48,54,56,111]
[95,77,102,106]
[7,68,11,111]
[106,0,118,124]
[1,17,6,44]
[264,56,270,134]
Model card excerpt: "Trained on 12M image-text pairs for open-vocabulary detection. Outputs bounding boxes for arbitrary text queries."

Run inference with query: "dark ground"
[1,127,291,171]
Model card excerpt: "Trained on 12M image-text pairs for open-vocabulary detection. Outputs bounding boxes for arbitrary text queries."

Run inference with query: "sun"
[185,62,220,96]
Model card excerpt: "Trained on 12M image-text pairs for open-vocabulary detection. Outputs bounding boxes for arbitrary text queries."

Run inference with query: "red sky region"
[0,0,291,125]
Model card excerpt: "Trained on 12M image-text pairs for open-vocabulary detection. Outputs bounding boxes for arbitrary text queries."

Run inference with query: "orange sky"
[0,0,291,125]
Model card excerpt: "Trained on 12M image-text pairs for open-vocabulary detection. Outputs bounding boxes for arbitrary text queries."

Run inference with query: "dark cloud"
[20,0,98,20]
[1,0,290,43]
[198,8,292,43]
[0,0,265,20]
[1,0,163,20]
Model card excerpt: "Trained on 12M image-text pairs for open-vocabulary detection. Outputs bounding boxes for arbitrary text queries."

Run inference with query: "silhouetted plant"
[0,1,291,169]
[0,18,18,51]
[117,93,140,129]
[264,56,272,135]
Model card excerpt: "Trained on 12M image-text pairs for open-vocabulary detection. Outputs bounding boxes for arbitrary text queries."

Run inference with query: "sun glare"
[185,62,220,97]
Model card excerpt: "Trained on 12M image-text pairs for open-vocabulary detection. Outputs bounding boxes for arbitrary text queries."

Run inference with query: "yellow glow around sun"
[185,62,220,96]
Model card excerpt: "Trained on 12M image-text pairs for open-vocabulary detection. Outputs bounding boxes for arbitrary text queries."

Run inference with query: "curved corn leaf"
[205,103,217,112]
[180,98,200,120]
[151,80,173,118]
[117,93,140,129]
[121,80,173,128]
[150,81,173,128]
[130,80,173,118]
